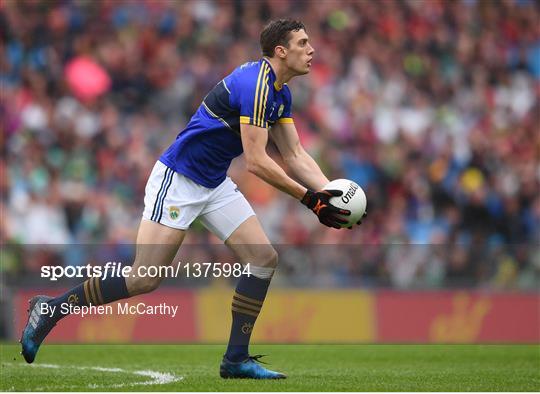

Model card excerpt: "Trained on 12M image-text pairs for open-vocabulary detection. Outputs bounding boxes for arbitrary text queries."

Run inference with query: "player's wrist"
[300,189,316,208]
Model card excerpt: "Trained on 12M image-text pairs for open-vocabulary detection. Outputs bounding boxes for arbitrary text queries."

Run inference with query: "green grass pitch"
[1,343,539,391]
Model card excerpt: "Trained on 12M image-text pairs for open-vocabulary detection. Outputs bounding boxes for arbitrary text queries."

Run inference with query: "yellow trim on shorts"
[277,117,294,124]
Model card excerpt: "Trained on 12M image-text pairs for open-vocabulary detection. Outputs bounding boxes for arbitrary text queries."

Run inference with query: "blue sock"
[47,276,129,323]
[225,275,271,362]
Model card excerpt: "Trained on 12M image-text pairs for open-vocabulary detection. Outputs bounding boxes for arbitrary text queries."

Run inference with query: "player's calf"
[126,275,162,296]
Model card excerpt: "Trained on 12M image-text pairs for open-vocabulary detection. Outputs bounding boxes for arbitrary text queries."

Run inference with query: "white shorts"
[142,161,255,241]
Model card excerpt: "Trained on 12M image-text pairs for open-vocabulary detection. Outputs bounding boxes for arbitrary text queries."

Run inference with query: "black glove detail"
[301,189,351,229]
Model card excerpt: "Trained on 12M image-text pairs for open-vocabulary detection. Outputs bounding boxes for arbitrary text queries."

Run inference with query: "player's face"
[284,29,314,75]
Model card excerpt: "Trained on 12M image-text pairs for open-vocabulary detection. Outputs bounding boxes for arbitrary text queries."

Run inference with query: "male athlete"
[21,19,363,379]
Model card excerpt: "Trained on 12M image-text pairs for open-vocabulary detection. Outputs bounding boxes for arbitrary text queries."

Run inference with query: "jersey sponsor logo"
[240,62,257,69]
[278,104,284,117]
[169,206,180,220]
[268,102,277,117]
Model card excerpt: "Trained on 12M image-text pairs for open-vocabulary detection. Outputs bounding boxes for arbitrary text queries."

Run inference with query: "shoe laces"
[247,354,268,364]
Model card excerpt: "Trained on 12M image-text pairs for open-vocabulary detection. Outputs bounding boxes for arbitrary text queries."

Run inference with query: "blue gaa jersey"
[159,58,293,188]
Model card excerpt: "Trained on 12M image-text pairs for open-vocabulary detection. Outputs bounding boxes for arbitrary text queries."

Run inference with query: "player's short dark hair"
[260,19,306,58]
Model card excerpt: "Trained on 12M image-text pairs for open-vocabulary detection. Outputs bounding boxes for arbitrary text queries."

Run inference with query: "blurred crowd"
[1,0,539,289]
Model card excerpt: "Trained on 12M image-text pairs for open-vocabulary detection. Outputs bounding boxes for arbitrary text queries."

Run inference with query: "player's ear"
[275,46,287,59]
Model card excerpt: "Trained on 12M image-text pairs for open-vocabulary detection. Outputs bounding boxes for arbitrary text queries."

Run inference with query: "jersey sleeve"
[277,85,293,124]
[230,62,272,129]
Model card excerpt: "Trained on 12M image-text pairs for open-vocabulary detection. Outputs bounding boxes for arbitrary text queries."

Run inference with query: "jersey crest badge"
[169,206,180,220]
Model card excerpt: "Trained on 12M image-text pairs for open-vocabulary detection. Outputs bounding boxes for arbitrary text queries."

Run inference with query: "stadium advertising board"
[14,289,539,343]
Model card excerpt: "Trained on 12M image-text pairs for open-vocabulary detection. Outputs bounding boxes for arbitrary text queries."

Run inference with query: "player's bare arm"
[269,121,329,190]
[242,122,348,229]
[241,122,307,200]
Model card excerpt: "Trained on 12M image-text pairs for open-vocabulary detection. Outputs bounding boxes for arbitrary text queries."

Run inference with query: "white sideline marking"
[5,362,183,389]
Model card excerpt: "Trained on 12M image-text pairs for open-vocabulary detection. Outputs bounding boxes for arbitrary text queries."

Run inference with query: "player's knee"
[257,246,278,268]
[127,275,161,295]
